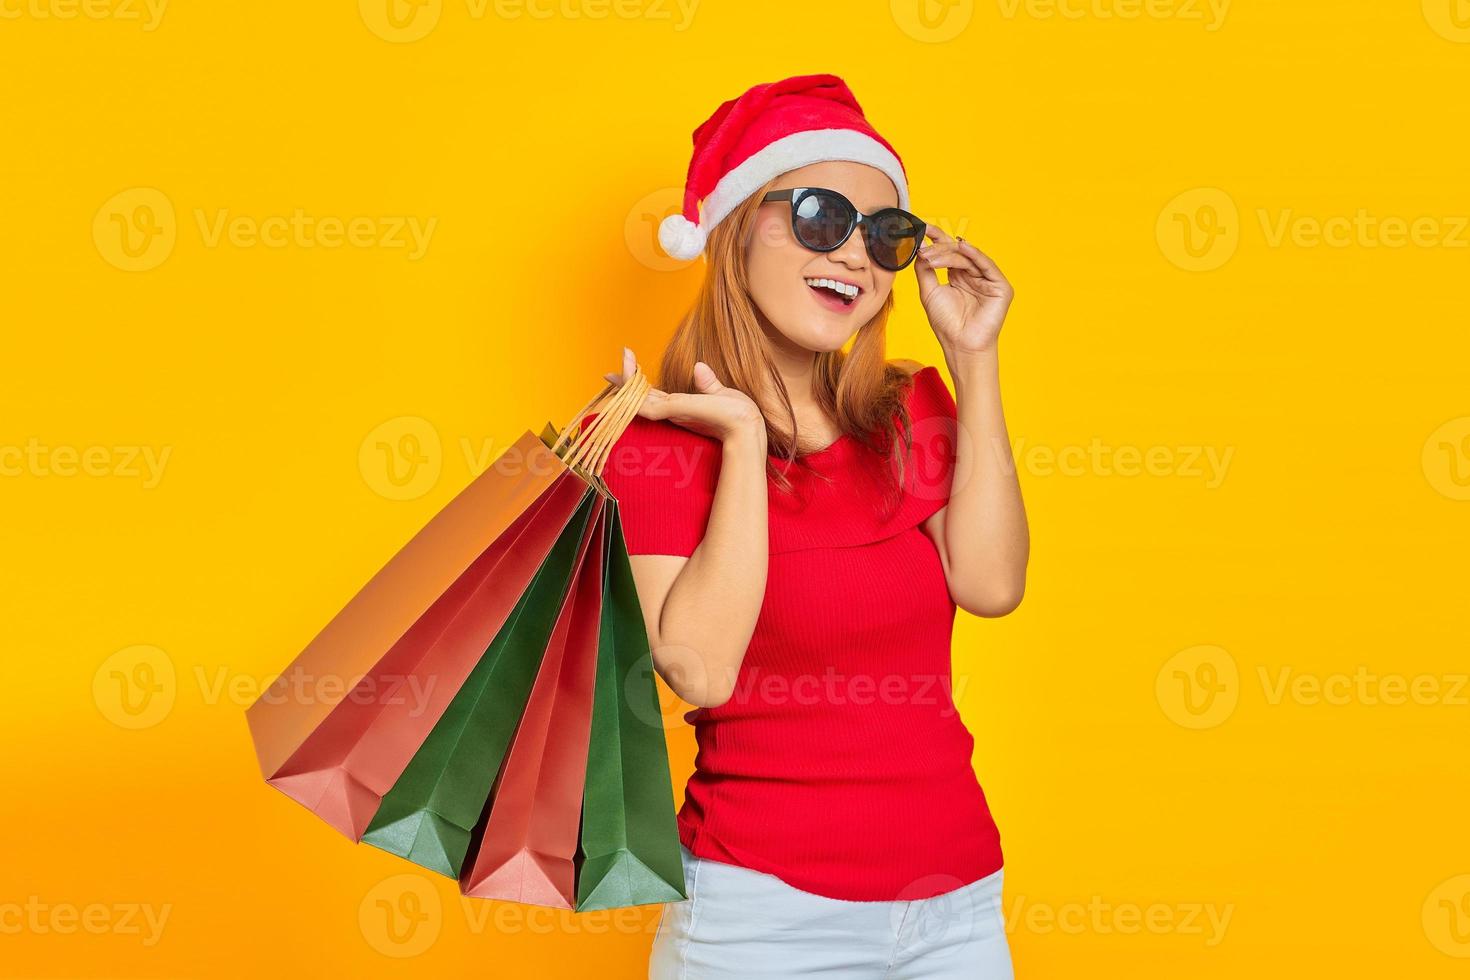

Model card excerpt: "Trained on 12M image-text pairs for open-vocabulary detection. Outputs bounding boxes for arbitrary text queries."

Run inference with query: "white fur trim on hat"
[658,213,706,261]
[701,128,910,238]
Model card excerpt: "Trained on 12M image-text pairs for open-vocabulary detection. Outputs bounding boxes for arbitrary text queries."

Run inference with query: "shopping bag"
[574,500,687,910]
[360,486,602,876]
[455,378,687,909]
[460,491,609,906]
[252,367,686,912]
[357,372,650,874]
[245,429,569,839]
[258,468,589,840]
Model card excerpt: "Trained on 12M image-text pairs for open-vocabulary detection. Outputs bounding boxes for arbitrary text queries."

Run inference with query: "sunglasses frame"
[760,186,928,272]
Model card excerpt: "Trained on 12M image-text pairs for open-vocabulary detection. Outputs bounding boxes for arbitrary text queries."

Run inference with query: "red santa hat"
[658,73,910,262]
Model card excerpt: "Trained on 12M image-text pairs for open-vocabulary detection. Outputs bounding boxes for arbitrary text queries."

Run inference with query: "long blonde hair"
[655,175,919,505]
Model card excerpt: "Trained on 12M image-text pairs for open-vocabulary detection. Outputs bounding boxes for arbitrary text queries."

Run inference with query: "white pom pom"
[658,213,706,261]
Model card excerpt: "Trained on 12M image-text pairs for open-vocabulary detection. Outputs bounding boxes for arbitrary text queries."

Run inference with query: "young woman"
[599,74,1028,979]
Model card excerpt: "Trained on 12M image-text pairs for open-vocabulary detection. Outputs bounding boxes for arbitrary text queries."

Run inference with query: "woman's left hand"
[913,225,1013,356]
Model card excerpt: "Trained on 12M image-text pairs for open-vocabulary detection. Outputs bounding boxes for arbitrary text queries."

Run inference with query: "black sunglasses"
[760,186,927,271]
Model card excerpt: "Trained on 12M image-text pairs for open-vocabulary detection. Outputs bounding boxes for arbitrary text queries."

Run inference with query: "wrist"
[722,421,768,457]
[944,343,998,375]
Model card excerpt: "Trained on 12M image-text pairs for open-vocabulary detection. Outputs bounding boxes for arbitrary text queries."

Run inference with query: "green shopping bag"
[360,489,600,877]
[575,499,687,910]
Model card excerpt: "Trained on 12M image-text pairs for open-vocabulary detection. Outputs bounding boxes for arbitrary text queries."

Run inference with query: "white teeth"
[805,277,859,299]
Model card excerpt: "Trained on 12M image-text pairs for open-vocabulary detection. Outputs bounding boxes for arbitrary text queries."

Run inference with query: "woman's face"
[744,160,902,353]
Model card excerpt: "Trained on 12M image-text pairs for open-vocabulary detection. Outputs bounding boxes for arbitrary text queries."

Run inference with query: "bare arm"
[922,348,1029,617]
[912,228,1029,617]
[628,427,767,708]
[607,348,769,708]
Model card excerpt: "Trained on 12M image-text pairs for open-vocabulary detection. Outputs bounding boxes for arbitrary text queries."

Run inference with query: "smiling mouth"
[804,277,860,306]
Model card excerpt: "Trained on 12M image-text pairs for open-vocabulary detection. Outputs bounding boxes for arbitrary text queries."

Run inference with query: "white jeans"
[649,844,1014,979]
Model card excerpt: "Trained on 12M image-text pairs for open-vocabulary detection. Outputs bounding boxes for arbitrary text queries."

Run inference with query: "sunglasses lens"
[792,191,853,250]
[868,212,924,270]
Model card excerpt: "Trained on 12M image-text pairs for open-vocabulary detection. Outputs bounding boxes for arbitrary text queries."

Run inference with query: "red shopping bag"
[261,469,591,839]
[249,368,666,909]
[246,430,574,839]
[460,492,609,907]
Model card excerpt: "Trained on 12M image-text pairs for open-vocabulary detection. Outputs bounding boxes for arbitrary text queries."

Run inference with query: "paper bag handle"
[551,366,652,478]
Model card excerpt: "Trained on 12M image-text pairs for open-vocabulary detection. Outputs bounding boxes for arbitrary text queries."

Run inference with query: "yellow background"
[2,0,1468,975]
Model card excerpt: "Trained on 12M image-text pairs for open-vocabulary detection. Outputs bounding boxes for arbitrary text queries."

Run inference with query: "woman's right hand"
[605,347,766,447]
